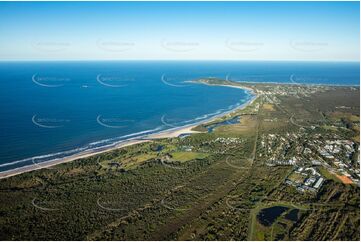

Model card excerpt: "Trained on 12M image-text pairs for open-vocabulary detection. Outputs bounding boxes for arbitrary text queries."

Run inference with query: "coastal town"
[194,78,360,192]
[262,131,359,191]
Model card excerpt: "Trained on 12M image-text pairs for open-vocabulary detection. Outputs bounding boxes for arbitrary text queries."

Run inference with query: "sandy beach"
[0,84,257,180]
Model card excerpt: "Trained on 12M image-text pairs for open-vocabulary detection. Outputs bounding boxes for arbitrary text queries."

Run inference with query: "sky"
[0,1,359,61]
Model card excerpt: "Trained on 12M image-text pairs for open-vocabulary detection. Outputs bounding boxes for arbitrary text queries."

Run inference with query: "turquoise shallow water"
[0,61,359,171]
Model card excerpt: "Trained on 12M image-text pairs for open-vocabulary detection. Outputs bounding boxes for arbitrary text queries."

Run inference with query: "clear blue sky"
[0,1,359,61]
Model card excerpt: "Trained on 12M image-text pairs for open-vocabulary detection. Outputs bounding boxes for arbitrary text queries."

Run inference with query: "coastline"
[0,83,258,180]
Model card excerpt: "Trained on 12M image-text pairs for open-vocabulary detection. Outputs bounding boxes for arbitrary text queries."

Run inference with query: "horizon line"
[0,59,359,63]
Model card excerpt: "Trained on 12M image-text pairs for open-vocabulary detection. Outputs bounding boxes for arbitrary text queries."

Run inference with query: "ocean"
[0,61,359,172]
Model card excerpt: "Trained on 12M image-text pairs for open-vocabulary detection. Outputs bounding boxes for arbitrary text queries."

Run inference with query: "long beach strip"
[0,83,258,179]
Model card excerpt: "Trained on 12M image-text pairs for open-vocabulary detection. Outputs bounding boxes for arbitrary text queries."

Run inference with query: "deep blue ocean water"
[0,61,359,172]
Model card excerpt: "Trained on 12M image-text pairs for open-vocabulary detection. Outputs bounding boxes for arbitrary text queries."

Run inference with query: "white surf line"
[96,197,125,212]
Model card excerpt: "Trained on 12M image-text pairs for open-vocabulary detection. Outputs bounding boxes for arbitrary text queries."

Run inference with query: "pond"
[285,208,299,222]
[257,206,289,227]
[151,145,164,152]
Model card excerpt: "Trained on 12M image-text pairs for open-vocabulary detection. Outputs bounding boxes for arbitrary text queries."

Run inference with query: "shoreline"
[0,84,258,180]
[188,79,360,88]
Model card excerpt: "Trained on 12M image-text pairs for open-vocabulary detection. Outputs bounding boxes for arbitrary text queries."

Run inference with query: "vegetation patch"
[170,152,209,162]
[262,103,275,111]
